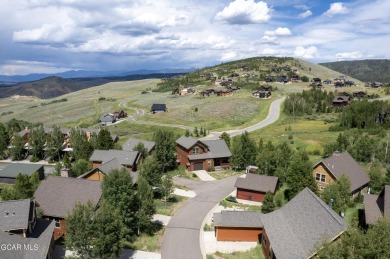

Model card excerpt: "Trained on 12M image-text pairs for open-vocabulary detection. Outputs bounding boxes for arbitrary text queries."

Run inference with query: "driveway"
[201,96,285,140]
[161,176,238,259]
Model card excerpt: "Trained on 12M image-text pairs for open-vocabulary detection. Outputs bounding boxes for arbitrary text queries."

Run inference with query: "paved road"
[119,101,145,121]
[200,96,286,140]
[161,176,238,259]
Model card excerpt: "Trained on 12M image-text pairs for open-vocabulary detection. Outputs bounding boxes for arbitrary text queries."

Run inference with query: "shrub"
[206,167,215,172]
[98,97,106,101]
[192,173,198,178]
[141,90,148,94]
[225,196,237,203]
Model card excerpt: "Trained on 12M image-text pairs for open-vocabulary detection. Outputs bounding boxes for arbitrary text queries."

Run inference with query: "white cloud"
[299,10,312,18]
[0,60,72,75]
[293,46,318,59]
[264,27,292,36]
[335,51,364,60]
[324,2,349,17]
[215,0,271,24]
[220,51,237,61]
[294,4,309,10]
[261,35,278,44]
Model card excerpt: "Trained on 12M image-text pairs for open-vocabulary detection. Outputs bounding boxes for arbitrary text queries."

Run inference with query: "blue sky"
[0,0,388,75]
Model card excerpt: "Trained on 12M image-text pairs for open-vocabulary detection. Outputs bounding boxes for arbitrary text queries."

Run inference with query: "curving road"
[201,96,286,140]
[161,176,238,259]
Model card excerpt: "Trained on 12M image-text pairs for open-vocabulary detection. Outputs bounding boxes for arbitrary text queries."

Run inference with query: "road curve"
[161,176,238,259]
[201,96,286,140]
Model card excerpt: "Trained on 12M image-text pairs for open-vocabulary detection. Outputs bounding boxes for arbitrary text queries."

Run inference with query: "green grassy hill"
[320,59,390,83]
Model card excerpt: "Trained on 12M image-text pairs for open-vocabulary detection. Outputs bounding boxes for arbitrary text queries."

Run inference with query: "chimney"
[60,168,71,177]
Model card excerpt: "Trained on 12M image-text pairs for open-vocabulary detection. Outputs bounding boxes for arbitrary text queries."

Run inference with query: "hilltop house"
[34,176,102,240]
[176,136,231,171]
[113,110,127,119]
[252,90,271,99]
[151,104,167,113]
[213,188,347,259]
[364,185,390,225]
[99,113,116,126]
[0,163,44,184]
[234,174,279,202]
[89,149,141,171]
[0,199,55,259]
[312,151,370,196]
[332,96,350,107]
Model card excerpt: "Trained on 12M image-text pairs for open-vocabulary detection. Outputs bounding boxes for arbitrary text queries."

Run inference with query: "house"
[334,81,345,88]
[99,113,116,126]
[122,138,155,154]
[353,91,367,98]
[312,77,322,83]
[214,88,233,97]
[89,149,141,171]
[0,199,55,259]
[312,151,370,196]
[265,76,273,83]
[176,136,231,171]
[34,176,102,240]
[214,211,263,241]
[260,85,272,91]
[252,90,271,99]
[78,158,138,183]
[214,188,347,259]
[332,96,350,107]
[260,188,347,259]
[345,80,355,86]
[235,174,279,202]
[113,110,127,119]
[323,79,333,85]
[0,163,44,184]
[151,104,167,114]
[246,165,258,174]
[200,89,215,97]
[364,185,390,225]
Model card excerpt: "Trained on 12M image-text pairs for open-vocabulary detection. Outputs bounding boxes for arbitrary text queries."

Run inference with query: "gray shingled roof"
[213,211,263,228]
[34,176,102,218]
[175,136,199,150]
[176,136,231,159]
[0,199,32,231]
[261,188,347,259]
[89,149,140,166]
[0,219,55,259]
[122,138,156,152]
[0,163,43,178]
[234,174,278,193]
[364,185,390,224]
[314,152,370,193]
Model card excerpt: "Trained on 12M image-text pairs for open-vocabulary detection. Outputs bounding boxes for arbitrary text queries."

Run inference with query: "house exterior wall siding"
[237,188,266,202]
[312,164,336,191]
[44,217,66,240]
[216,227,263,241]
[85,171,105,181]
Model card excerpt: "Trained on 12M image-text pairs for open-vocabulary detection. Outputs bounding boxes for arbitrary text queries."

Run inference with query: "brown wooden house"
[312,151,370,196]
[332,96,350,107]
[214,88,233,96]
[235,174,279,202]
[34,176,102,240]
[176,136,231,171]
[89,149,141,172]
[113,110,127,118]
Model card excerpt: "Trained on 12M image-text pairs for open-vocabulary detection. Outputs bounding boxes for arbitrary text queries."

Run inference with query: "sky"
[0,0,389,75]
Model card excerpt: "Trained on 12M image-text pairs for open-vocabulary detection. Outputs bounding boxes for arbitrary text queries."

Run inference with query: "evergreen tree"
[97,128,114,150]
[70,129,93,160]
[133,142,148,159]
[9,134,24,161]
[45,125,64,161]
[285,151,318,200]
[102,168,139,240]
[194,127,199,137]
[13,174,34,199]
[231,132,257,169]
[138,155,163,186]
[0,123,9,159]
[65,201,96,258]
[153,130,177,172]
[136,173,156,235]
[369,162,384,194]
[219,132,231,148]
[261,192,276,213]
[185,130,190,137]
[93,201,125,258]
[71,159,92,177]
[28,125,46,160]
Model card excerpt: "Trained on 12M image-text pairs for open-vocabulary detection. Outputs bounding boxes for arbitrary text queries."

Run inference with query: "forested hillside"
[320,59,390,83]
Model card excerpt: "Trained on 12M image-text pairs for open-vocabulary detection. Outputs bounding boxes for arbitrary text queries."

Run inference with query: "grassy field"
[211,244,265,259]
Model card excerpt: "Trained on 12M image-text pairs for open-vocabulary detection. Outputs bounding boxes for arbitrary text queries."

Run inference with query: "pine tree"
[219,132,231,148]
[71,159,92,177]
[136,173,156,235]
[261,192,276,213]
[231,132,257,169]
[185,130,190,137]
[194,127,199,137]
[0,123,9,159]
[28,125,46,160]
[46,125,64,161]
[14,174,34,199]
[10,134,24,160]
[138,155,163,186]
[97,128,114,150]
[70,129,93,160]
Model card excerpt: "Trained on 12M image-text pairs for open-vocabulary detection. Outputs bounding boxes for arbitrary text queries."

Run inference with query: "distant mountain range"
[320,59,390,83]
[0,73,187,99]
[0,68,193,83]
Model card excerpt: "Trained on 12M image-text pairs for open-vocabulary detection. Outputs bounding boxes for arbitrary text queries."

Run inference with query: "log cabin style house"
[176,136,231,171]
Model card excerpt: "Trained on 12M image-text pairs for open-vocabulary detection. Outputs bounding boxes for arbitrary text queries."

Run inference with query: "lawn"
[126,227,164,253]
[209,169,243,180]
[155,195,188,216]
[211,244,265,259]
[344,203,365,227]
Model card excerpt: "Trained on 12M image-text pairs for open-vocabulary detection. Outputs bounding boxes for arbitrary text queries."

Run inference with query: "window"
[55,219,61,228]
[316,173,326,183]
[192,147,199,154]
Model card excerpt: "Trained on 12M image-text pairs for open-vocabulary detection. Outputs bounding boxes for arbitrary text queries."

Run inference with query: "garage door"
[193,162,203,171]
